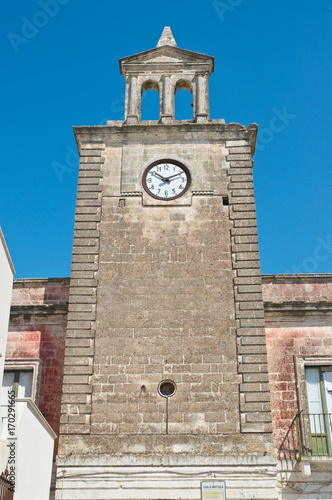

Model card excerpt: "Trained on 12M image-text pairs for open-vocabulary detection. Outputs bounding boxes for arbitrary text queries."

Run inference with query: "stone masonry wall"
[60,143,105,436]
[227,136,272,434]
[58,123,275,462]
[93,195,239,437]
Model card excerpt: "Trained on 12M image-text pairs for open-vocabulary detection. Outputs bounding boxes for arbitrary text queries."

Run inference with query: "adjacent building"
[0,239,58,499]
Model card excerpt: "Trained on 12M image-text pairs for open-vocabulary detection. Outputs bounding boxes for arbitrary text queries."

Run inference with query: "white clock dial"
[143,160,191,200]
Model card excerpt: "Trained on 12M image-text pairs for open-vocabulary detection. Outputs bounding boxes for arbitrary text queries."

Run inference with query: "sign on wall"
[201,481,226,500]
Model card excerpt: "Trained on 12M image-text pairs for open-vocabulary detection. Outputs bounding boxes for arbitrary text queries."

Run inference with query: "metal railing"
[0,470,14,500]
[278,412,332,460]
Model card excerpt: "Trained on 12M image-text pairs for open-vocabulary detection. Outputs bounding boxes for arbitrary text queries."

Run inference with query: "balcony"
[279,412,332,461]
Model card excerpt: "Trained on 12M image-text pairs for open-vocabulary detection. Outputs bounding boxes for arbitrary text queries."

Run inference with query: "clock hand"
[153,172,169,182]
[164,172,183,181]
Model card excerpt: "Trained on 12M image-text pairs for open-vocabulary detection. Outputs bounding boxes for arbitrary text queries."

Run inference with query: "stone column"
[160,75,173,124]
[126,76,139,124]
[195,74,208,123]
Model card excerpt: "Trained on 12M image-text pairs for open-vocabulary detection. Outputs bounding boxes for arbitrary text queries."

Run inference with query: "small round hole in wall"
[158,380,176,397]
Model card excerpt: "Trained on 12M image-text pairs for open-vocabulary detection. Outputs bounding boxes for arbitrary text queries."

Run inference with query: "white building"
[0,228,57,499]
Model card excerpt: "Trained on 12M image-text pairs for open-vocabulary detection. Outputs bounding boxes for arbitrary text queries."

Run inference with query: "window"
[1,360,39,406]
[305,366,332,455]
[2,370,33,400]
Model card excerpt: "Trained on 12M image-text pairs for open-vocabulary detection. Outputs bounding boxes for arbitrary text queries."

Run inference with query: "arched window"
[175,80,193,120]
[141,80,160,121]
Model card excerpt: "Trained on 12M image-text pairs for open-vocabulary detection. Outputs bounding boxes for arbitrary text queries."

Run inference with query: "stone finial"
[157,26,177,47]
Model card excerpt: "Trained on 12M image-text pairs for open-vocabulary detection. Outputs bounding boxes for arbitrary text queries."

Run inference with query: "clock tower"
[56,27,278,499]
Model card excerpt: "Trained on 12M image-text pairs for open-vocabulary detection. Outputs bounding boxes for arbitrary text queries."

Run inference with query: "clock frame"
[142,159,191,201]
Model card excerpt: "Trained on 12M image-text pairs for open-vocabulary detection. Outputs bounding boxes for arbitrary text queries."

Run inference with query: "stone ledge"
[262,273,332,284]
[264,300,332,311]
[10,304,68,315]
[13,277,70,286]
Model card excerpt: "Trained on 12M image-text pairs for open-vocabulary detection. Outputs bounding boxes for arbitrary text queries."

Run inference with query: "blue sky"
[1,0,331,278]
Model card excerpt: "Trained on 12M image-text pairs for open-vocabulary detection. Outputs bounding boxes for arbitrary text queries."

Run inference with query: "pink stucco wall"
[7,279,69,454]
[262,275,332,452]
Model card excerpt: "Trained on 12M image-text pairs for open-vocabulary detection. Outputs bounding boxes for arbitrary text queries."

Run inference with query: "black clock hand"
[154,172,169,182]
[164,172,183,181]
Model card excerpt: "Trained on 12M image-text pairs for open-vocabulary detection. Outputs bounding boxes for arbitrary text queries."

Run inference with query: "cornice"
[13,277,70,287]
[119,45,214,76]
[10,304,68,316]
[74,122,258,157]
[262,273,332,284]
[264,300,332,312]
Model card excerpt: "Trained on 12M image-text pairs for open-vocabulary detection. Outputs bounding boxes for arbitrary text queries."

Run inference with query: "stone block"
[80,143,105,150]
[65,338,93,348]
[240,318,266,328]
[234,253,261,262]
[62,384,92,394]
[230,197,255,205]
[80,156,105,163]
[79,163,103,171]
[63,375,89,385]
[245,392,271,402]
[238,364,268,373]
[236,285,262,294]
[234,277,262,286]
[227,154,252,161]
[79,170,103,178]
[76,191,100,200]
[230,174,253,182]
[71,263,99,272]
[236,310,264,320]
[64,365,93,375]
[230,190,255,199]
[226,140,249,147]
[80,149,103,156]
[77,184,102,193]
[227,147,251,154]
[231,205,257,213]
[78,177,101,185]
[235,293,263,302]
[233,261,261,269]
[246,412,272,423]
[236,269,261,277]
[231,227,258,236]
[237,345,267,355]
[229,160,253,168]
[228,182,254,191]
[237,327,266,336]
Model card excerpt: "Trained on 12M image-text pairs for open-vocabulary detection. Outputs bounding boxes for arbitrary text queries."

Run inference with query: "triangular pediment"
[120,46,214,76]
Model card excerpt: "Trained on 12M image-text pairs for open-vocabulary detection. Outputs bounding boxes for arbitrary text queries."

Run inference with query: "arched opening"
[175,80,193,120]
[141,80,160,121]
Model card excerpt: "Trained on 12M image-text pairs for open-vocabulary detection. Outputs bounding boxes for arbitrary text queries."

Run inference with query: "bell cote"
[119,27,214,125]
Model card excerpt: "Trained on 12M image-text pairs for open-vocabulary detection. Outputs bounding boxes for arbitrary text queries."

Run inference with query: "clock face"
[142,160,191,200]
